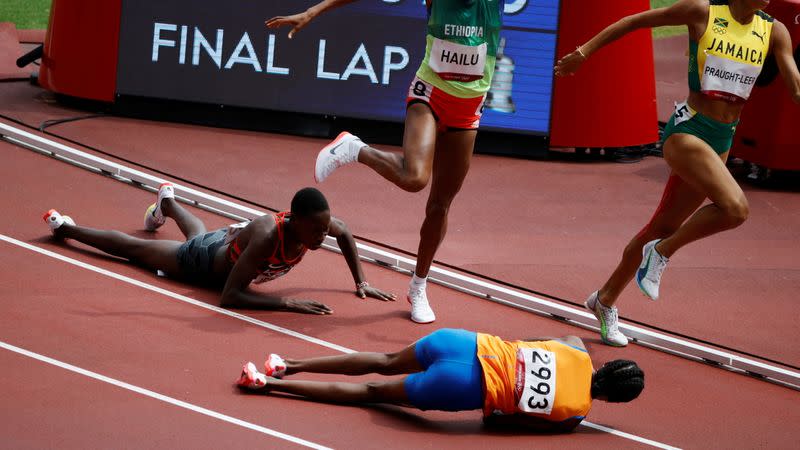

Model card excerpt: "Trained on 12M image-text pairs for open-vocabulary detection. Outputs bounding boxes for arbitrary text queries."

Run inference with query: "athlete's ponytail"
[591,359,644,403]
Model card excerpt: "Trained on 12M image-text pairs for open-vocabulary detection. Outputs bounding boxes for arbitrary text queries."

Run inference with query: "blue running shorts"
[404,328,484,411]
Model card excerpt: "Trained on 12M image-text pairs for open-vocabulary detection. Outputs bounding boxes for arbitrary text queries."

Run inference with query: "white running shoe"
[236,362,268,391]
[264,353,287,379]
[144,183,175,231]
[407,287,436,324]
[314,131,365,183]
[636,239,669,300]
[585,291,628,347]
[43,209,75,234]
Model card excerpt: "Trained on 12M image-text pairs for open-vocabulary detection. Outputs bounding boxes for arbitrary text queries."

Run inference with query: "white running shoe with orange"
[144,183,175,231]
[264,353,287,379]
[314,131,365,183]
[236,362,268,390]
[43,209,75,234]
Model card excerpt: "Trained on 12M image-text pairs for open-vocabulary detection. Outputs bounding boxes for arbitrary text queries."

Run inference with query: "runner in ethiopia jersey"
[236,328,644,432]
[554,0,800,347]
[267,0,503,324]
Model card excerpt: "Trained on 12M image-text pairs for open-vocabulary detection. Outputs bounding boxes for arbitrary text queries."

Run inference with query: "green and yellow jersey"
[689,0,774,102]
[415,0,503,99]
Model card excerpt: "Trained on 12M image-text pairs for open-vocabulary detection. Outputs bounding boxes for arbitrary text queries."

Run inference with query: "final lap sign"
[117,0,560,135]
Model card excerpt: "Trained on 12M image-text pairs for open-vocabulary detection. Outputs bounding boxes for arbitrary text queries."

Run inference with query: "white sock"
[592,291,612,310]
[350,139,366,163]
[410,274,427,291]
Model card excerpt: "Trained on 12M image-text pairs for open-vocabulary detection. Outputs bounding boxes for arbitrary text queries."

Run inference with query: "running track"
[3,78,800,368]
[2,130,800,448]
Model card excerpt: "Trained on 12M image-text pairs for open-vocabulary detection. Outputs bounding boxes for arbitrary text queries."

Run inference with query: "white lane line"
[581,422,680,450]
[0,234,679,449]
[0,340,331,450]
[0,234,354,354]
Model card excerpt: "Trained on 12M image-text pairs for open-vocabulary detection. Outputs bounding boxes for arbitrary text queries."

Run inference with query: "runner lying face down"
[236,328,644,432]
[44,186,395,314]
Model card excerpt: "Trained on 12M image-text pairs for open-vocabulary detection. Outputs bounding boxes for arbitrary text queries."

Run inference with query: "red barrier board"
[39,0,122,102]
[550,0,659,148]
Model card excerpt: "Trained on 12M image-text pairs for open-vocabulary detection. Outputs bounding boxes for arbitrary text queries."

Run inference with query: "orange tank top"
[476,333,593,422]
[226,212,307,283]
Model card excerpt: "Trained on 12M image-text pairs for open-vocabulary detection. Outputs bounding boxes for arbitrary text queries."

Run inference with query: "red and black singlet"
[226,212,307,284]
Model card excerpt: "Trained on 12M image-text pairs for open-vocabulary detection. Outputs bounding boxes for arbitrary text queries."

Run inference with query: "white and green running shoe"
[585,291,628,347]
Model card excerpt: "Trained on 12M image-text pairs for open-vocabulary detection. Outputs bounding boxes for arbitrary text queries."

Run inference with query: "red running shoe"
[264,353,287,379]
[236,362,267,390]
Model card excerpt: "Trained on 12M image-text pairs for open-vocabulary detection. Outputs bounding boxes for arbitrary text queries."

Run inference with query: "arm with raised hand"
[266,0,360,39]
[555,0,703,76]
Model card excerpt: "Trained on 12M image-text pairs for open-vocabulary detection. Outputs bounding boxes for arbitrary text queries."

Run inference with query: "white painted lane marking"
[0,234,354,354]
[582,421,680,450]
[0,340,331,450]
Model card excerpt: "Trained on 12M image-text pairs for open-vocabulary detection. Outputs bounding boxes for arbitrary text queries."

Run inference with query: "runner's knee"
[398,172,429,192]
[365,381,390,401]
[719,196,749,227]
[377,351,410,375]
[374,354,395,375]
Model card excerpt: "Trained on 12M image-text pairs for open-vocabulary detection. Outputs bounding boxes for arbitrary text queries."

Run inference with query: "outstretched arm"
[771,20,800,104]
[329,217,396,302]
[266,0,360,39]
[555,0,704,76]
[221,228,333,314]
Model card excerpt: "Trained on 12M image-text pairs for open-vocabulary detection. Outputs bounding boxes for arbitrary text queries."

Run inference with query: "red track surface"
[3,121,800,448]
[4,100,798,367]
[654,36,689,123]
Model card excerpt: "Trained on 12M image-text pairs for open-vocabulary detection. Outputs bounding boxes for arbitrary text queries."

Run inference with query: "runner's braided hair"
[591,359,644,403]
[291,187,330,217]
